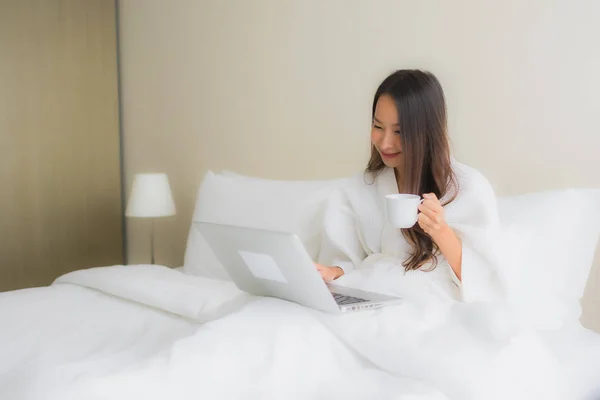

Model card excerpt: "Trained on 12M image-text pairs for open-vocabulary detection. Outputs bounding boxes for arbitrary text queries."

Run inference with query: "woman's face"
[371,94,403,169]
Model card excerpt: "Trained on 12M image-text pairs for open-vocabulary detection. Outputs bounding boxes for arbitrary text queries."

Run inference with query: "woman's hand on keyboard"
[315,263,344,282]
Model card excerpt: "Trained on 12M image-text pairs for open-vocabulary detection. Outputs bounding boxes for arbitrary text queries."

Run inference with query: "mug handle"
[412,198,424,226]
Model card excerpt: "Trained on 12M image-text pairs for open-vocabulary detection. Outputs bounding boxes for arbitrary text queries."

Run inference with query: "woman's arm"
[430,224,462,280]
[418,193,462,280]
[418,166,504,303]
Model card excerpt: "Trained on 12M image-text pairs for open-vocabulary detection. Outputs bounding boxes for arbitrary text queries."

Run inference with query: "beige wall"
[118,0,600,330]
[0,0,123,291]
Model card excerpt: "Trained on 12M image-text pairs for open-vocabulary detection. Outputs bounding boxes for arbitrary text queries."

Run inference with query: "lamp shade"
[126,173,176,218]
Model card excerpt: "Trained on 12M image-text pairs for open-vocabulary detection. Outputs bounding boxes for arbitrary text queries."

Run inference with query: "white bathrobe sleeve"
[444,165,505,303]
[316,188,366,274]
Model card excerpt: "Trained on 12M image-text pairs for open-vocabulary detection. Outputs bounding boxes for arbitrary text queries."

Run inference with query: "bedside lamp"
[125,173,176,264]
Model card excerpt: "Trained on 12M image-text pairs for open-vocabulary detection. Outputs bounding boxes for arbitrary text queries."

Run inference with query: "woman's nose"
[380,130,398,149]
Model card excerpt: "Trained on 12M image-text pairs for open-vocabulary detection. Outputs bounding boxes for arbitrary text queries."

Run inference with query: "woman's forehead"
[374,95,399,125]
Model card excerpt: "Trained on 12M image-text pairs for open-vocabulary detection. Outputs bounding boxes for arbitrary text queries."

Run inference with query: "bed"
[1,170,599,400]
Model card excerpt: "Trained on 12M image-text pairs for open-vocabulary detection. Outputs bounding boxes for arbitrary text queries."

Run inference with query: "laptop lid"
[194,221,341,313]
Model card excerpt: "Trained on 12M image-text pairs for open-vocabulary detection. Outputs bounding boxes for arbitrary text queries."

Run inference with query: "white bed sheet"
[0,267,448,400]
[1,265,600,400]
[537,327,600,400]
[0,282,197,398]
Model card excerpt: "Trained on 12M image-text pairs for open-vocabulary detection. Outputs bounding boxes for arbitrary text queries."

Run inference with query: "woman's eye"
[394,130,400,135]
[373,125,383,130]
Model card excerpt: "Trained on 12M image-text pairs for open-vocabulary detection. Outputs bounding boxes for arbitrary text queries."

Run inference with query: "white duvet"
[2,265,600,400]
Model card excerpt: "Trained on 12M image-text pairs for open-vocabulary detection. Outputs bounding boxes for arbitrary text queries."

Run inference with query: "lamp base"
[150,218,155,264]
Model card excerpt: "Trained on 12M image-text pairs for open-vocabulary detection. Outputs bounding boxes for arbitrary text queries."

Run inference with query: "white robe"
[317,160,505,303]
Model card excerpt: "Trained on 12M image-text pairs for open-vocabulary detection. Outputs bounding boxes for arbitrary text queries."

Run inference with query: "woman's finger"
[420,205,444,225]
[418,212,442,234]
[423,194,442,208]
[418,213,433,230]
[423,193,439,202]
[422,198,442,212]
[418,203,437,219]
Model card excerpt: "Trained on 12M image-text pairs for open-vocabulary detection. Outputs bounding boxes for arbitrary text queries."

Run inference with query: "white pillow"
[183,171,347,279]
[496,189,600,329]
[55,265,251,322]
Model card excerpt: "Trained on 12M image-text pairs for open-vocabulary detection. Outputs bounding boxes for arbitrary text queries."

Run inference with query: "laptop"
[194,221,402,313]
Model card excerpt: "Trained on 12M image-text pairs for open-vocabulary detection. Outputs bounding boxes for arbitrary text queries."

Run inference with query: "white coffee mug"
[385,194,423,229]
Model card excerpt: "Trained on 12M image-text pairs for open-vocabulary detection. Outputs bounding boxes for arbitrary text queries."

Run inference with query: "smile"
[381,151,401,159]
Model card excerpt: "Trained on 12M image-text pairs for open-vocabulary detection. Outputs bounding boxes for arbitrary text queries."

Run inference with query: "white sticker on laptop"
[238,250,288,283]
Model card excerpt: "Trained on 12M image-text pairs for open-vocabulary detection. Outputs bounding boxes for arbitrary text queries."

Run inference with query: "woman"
[315,69,504,303]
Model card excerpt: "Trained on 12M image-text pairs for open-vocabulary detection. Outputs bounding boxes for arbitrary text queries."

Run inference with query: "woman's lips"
[381,151,401,159]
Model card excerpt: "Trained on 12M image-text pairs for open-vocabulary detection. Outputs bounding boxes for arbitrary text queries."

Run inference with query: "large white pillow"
[496,189,600,329]
[183,171,347,279]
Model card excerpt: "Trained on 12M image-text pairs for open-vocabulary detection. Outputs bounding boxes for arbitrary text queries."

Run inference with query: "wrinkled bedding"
[1,265,600,400]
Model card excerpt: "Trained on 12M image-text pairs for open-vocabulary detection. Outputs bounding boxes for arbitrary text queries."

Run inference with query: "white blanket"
[0,275,196,399]
[6,265,598,400]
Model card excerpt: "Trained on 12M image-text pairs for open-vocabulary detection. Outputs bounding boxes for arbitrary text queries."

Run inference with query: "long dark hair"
[366,69,458,271]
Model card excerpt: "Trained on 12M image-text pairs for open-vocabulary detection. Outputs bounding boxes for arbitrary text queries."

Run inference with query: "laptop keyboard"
[332,293,368,306]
